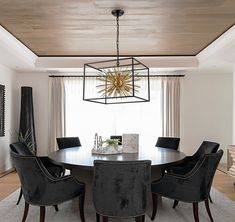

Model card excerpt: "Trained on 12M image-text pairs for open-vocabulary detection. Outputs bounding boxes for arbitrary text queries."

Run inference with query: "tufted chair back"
[155,137,180,150]
[192,141,219,161]
[93,160,151,218]
[56,137,81,149]
[10,142,33,156]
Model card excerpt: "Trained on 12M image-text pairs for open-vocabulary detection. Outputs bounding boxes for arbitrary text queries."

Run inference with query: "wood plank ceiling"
[0,0,234,57]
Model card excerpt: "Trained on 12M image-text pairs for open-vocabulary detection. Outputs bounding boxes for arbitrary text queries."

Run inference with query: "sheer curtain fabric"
[49,77,66,151]
[161,77,180,137]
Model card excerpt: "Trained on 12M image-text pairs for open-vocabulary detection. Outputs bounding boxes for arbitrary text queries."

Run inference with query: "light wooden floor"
[0,170,234,202]
[213,170,235,201]
[0,171,20,201]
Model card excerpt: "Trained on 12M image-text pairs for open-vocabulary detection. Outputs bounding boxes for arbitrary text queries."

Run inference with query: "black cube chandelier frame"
[83,9,150,104]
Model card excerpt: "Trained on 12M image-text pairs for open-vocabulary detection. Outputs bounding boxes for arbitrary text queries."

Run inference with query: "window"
[65,78,161,148]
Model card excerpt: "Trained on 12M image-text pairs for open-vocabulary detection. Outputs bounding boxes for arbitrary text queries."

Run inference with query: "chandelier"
[83,9,150,104]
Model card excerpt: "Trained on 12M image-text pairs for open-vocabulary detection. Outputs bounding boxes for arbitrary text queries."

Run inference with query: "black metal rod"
[90,67,149,73]
[85,64,103,72]
[147,68,150,101]
[133,58,149,69]
[84,97,149,105]
[86,62,142,70]
[82,64,86,100]
[116,13,120,66]
[132,58,135,97]
[84,57,133,65]
[49,74,185,78]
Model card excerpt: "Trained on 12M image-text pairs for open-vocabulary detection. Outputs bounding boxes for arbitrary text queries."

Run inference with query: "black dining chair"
[10,147,86,222]
[56,137,81,149]
[155,137,180,150]
[155,137,180,177]
[169,141,220,175]
[151,150,223,222]
[110,135,122,145]
[93,160,151,222]
[168,140,219,205]
[56,137,82,176]
[10,142,64,206]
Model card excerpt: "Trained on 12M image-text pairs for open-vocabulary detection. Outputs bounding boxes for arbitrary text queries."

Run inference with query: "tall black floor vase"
[19,86,37,154]
[17,87,37,205]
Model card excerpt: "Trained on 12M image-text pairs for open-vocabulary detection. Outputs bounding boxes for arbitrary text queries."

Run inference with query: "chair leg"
[192,203,199,222]
[96,213,100,222]
[102,216,108,222]
[151,193,158,221]
[79,193,85,222]
[209,194,213,203]
[17,188,23,205]
[161,168,165,176]
[142,214,145,222]
[54,205,59,212]
[205,199,214,222]
[40,206,45,222]
[22,202,29,222]
[173,200,179,209]
[135,216,141,222]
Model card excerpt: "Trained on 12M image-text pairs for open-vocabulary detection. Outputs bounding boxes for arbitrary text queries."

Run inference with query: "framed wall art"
[0,84,5,137]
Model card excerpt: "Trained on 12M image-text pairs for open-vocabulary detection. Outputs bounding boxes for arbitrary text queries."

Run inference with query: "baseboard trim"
[0,168,15,178]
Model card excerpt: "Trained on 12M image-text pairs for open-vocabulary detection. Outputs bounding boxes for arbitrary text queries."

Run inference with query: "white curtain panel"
[49,77,66,151]
[161,77,180,137]
[48,76,180,151]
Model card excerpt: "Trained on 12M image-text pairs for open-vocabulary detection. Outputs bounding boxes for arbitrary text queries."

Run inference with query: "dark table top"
[49,146,186,169]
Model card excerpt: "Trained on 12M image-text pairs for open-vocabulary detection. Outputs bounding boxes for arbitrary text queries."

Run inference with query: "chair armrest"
[165,156,206,180]
[36,157,84,185]
[171,156,193,167]
[38,156,63,168]
[35,157,67,181]
[38,156,65,177]
[34,159,85,205]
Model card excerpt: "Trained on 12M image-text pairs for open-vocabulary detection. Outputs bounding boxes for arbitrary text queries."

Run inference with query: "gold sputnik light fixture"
[96,67,141,97]
[83,9,150,104]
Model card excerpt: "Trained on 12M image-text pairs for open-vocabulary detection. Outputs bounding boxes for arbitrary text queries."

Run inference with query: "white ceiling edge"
[196,25,235,64]
[35,56,198,70]
[0,26,37,69]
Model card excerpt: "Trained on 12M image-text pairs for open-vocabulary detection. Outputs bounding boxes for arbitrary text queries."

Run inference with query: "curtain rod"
[49,75,185,78]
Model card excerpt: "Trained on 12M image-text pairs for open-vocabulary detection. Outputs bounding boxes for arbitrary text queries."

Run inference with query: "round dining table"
[49,146,185,207]
[49,146,186,169]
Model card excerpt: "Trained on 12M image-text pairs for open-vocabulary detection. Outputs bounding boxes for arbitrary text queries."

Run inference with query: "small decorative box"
[122,134,139,153]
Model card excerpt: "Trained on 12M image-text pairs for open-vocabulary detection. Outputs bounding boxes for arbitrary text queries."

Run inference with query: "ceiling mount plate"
[111,9,124,17]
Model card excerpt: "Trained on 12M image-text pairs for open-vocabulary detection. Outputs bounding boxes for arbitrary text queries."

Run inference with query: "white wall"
[14,72,50,156]
[180,69,233,162]
[233,66,235,144]
[0,64,16,173]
